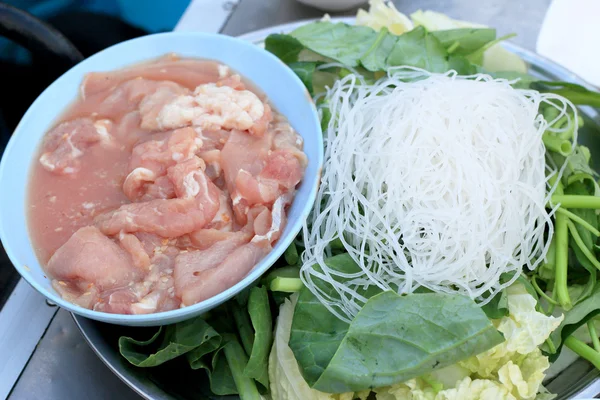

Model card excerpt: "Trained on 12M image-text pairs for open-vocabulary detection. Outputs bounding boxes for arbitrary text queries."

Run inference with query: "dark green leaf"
[574,271,597,306]
[482,289,509,319]
[431,28,496,56]
[119,317,217,367]
[290,291,503,393]
[231,301,255,356]
[290,22,379,68]
[264,33,305,63]
[284,242,300,265]
[210,350,238,395]
[289,62,318,95]
[243,286,273,390]
[531,81,600,107]
[360,27,398,71]
[289,286,351,386]
[186,327,222,369]
[447,55,478,75]
[465,33,516,65]
[387,26,449,72]
[545,285,600,361]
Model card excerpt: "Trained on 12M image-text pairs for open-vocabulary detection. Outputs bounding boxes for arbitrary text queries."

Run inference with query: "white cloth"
[537,0,600,87]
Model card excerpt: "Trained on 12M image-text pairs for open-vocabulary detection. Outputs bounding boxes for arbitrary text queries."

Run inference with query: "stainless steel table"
[1,0,552,398]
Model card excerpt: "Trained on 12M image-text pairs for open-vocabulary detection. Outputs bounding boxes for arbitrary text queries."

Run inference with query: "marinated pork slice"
[81,57,223,97]
[95,196,217,238]
[177,241,271,306]
[166,157,209,199]
[156,82,272,136]
[139,84,190,131]
[198,149,222,180]
[119,233,151,270]
[174,230,254,306]
[129,127,200,175]
[195,129,230,151]
[97,165,221,237]
[72,79,189,122]
[142,176,176,201]
[46,226,142,291]
[272,114,308,168]
[39,118,113,175]
[221,129,273,192]
[123,127,201,201]
[222,129,304,223]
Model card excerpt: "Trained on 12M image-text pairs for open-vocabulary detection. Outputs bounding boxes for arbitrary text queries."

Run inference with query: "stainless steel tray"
[73,19,600,400]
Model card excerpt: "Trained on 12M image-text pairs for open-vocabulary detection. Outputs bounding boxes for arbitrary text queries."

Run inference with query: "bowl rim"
[0,30,323,325]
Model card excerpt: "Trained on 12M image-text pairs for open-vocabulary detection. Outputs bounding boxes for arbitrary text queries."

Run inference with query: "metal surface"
[9,310,140,400]
[0,280,57,399]
[72,14,600,400]
[4,0,597,399]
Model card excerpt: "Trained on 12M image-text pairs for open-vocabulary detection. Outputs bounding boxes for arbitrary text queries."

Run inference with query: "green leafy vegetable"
[360,27,397,71]
[288,62,319,96]
[244,286,273,390]
[430,28,496,56]
[387,26,448,72]
[290,290,503,393]
[222,334,263,400]
[291,22,379,68]
[545,285,600,360]
[264,33,305,64]
[119,317,218,367]
[284,242,300,265]
[531,81,600,107]
[481,289,509,319]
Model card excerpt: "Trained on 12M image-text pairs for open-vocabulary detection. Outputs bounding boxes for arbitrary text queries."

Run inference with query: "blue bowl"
[0,32,323,326]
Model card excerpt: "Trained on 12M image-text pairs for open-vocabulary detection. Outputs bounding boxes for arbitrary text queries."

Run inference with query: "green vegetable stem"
[565,336,600,370]
[550,195,600,209]
[542,131,572,157]
[554,209,571,309]
[222,334,262,400]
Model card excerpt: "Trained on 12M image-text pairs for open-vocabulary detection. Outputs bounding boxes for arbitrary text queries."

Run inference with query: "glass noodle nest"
[300,66,579,323]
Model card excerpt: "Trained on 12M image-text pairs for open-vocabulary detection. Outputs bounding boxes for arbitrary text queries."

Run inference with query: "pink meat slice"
[139,84,190,131]
[198,149,222,180]
[81,57,223,97]
[119,233,151,270]
[260,150,305,190]
[196,129,230,151]
[221,129,273,192]
[129,127,200,175]
[176,241,271,306]
[39,118,112,175]
[71,79,187,122]
[204,191,233,231]
[166,157,208,199]
[221,129,304,223]
[95,197,214,238]
[97,163,220,237]
[142,176,176,201]
[123,127,200,201]
[46,226,141,291]
[272,115,308,168]
[173,231,256,306]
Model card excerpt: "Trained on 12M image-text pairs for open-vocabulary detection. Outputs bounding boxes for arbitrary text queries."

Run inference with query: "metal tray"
[73,19,600,400]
